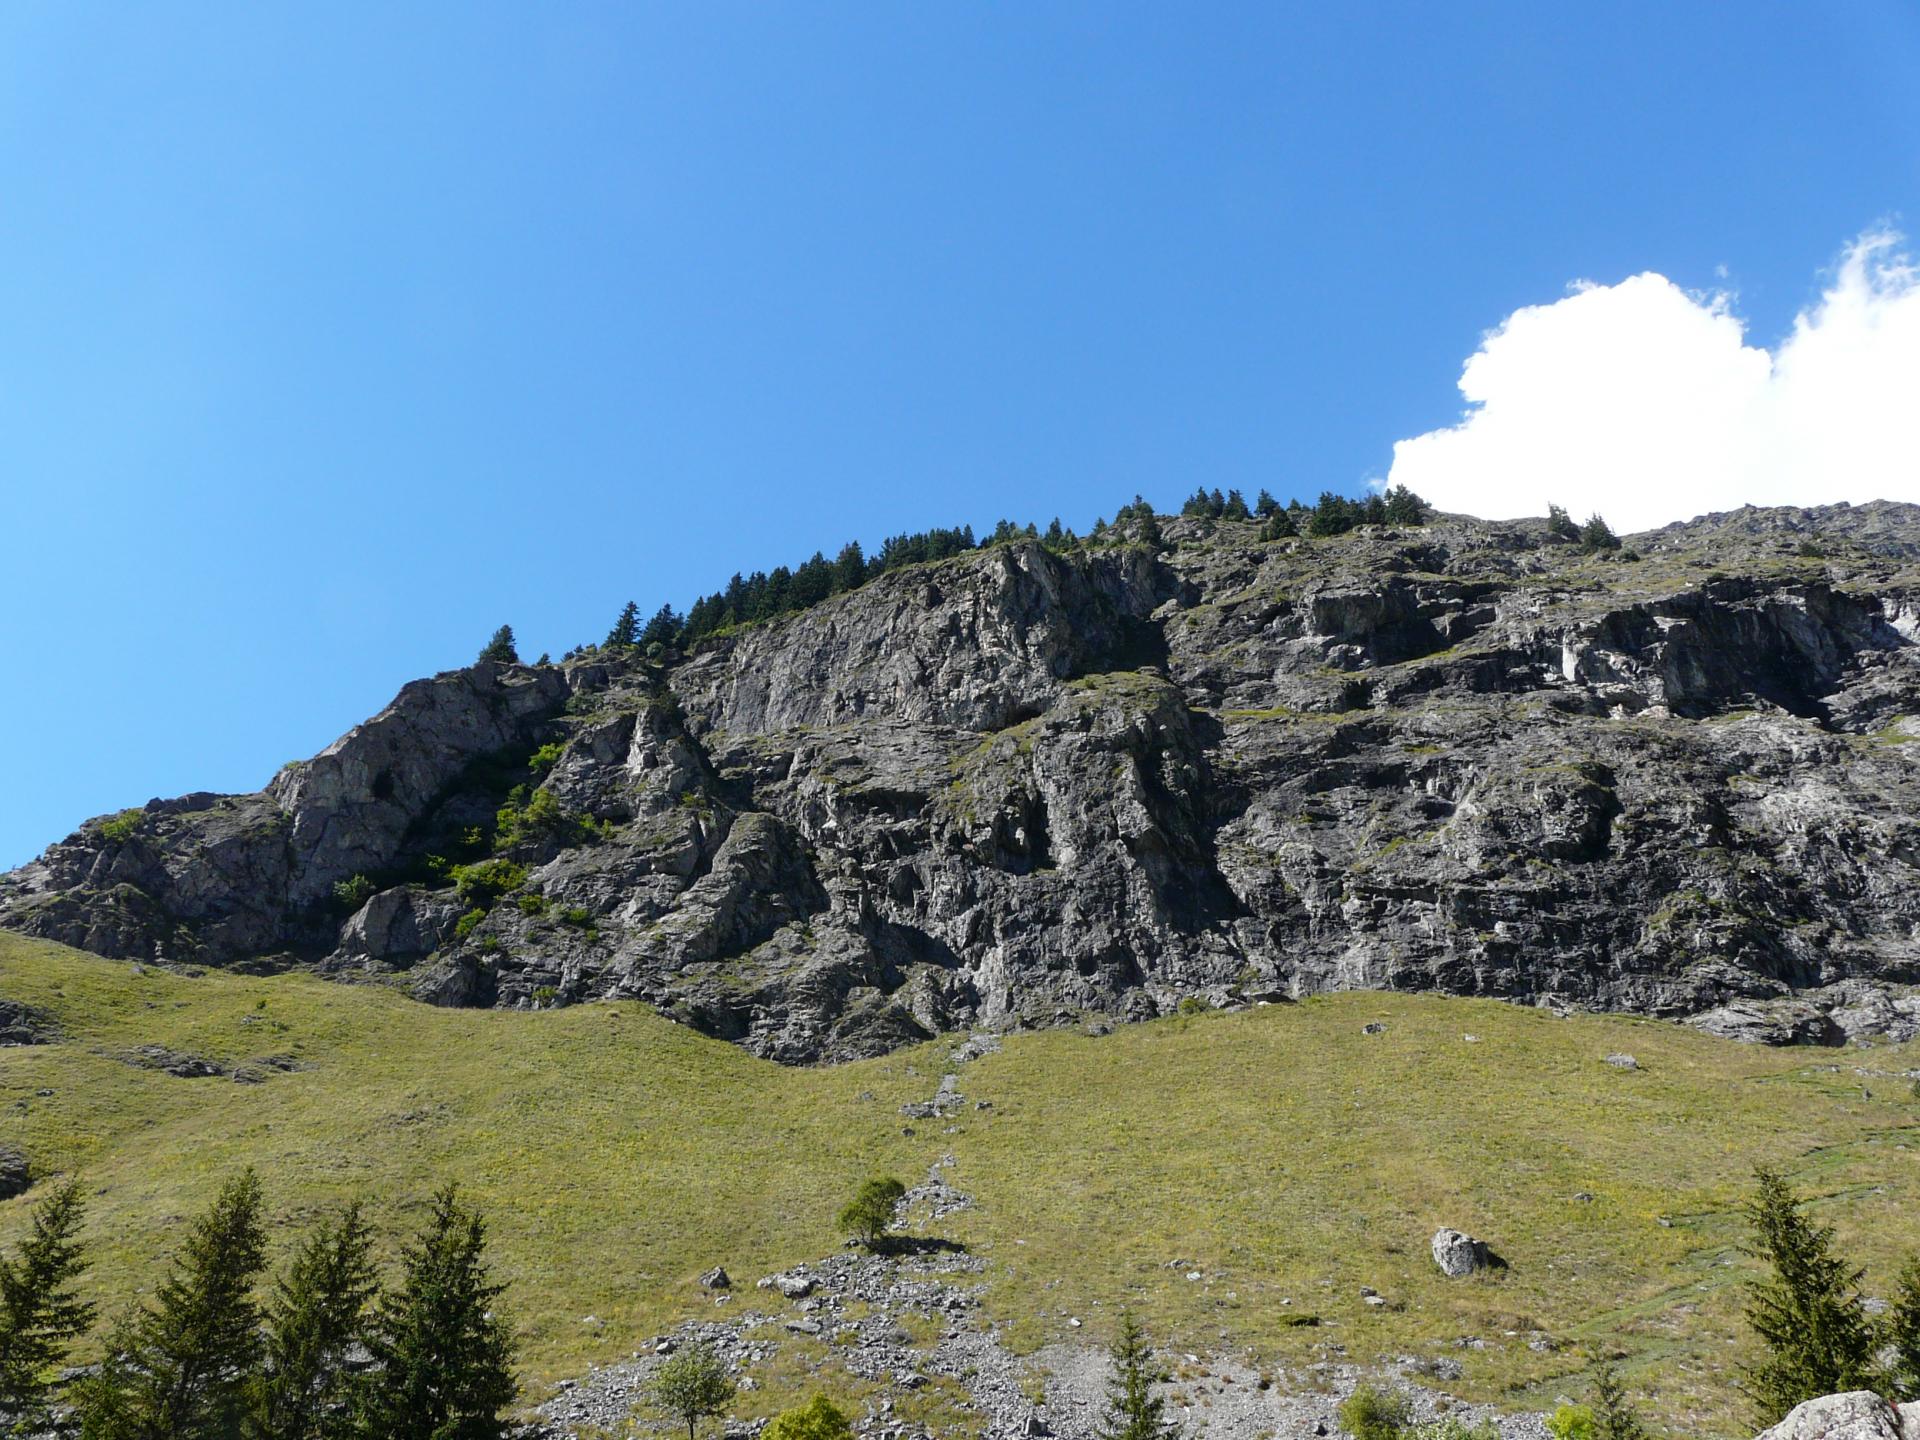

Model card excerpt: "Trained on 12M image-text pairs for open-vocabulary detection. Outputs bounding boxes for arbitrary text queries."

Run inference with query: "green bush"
[1176,996,1211,1016]
[450,860,526,910]
[527,743,565,773]
[1546,1405,1595,1440]
[97,809,143,844]
[516,893,548,917]
[763,1395,853,1440]
[1339,1385,1411,1440]
[837,1177,907,1250]
[333,874,377,913]
[454,910,486,940]
[557,907,593,929]
[494,787,595,853]
[531,986,558,1007]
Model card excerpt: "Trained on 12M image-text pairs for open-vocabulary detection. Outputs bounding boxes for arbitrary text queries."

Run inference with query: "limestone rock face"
[1752,1392,1920,1440]
[13,502,1920,1063]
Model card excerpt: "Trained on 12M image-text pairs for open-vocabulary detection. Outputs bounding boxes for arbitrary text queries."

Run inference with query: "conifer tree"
[355,1185,516,1440]
[1740,1167,1881,1425]
[0,1177,94,1432]
[1588,1359,1650,1440]
[1254,488,1279,518]
[1260,508,1297,540]
[1885,1255,1920,1401]
[1097,1311,1177,1440]
[1222,489,1250,521]
[831,542,867,594]
[640,604,683,649]
[1382,484,1429,525]
[1547,503,1580,541]
[1308,491,1357,537]
[605,601,640,650]
[249,1202,378,1440]
[476,626,519,665]
[1137,510,1164,548]
[1580,513,1621,552]
[76,1169,268,1440]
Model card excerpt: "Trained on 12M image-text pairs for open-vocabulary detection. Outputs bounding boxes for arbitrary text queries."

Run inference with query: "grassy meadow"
[4,930,1919,1436]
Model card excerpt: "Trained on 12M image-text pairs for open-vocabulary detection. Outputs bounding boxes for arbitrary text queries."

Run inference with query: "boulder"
[0,999,59,1046]
[757,1270,814,1299]
[1692,999,1845,1047]
[334,886,463,965]
[1752,1391,1920,1440]
[0,1143,28,1199]
[1431,1228,1491,1277]
[699,1266,731,1290]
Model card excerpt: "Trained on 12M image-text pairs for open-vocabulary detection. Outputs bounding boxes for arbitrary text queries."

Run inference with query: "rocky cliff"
[10,501,1920,1062]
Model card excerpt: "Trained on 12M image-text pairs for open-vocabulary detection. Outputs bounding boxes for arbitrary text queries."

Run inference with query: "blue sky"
[2,3,1917,866]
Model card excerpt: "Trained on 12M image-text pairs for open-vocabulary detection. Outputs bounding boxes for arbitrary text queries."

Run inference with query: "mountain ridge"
[10,498,1920,1062]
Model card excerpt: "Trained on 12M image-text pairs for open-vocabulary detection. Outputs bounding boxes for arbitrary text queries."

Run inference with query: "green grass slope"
[4,931,1919,1436]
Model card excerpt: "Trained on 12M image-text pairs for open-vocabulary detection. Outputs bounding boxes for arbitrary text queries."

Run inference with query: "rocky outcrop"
[1752,1392,1920,1440]
[12,503,1920,1062]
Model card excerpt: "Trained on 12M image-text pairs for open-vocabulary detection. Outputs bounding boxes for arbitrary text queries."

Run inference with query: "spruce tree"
[1886,1254,1920,1401]
[476,626,519,665]
[249,1202,378,1440]
[831,542,867,594]
[1588,1359,1649,1440]
[1222,489,1250,521]
[0,1177,94,1432]
[1260,508,1296,540]
[1580,513,1621,552]
[640,604,683,649]
[1740,1167,1881,1425]
[76,1169,268,1440]
[355,1185,516,1440]
[1097,1311,1177,1440]
[605,601,640,650]
[1547,503,1580,541]
[1254,488,1279,518]
[1382,484,1428,525]
[1308,492,1357,537]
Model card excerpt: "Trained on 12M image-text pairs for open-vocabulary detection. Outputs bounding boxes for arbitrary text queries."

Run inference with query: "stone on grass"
[1431,1228,1491,1277]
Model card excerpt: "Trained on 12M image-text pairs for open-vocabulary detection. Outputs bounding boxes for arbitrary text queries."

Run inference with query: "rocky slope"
[10,500,1920,1062]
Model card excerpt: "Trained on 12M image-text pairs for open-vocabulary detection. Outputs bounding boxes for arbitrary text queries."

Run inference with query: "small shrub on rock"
[97,809,143,845]
[451,859,526,910]
[1339,1384,1411,1440]
[333,873,376,913]
[764,1395,854,1440]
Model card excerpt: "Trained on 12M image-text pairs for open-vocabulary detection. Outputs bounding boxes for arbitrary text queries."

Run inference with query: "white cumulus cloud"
[1384,230,1920,533]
